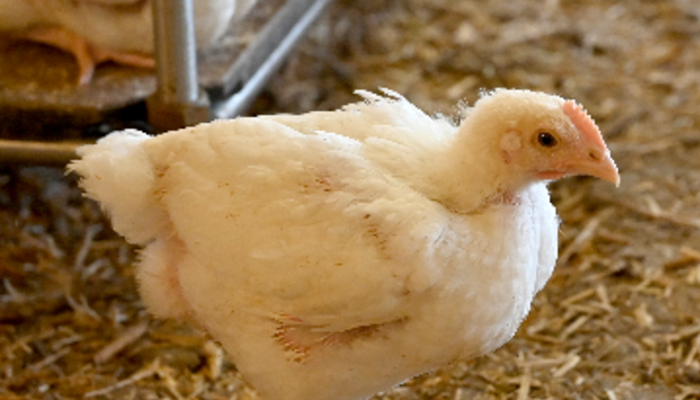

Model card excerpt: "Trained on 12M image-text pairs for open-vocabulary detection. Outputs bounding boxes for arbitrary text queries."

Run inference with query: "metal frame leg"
[0,0,336,164]
[146,0,210,131]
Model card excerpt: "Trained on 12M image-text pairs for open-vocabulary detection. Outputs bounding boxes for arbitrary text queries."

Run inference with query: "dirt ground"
[2,0,700,399]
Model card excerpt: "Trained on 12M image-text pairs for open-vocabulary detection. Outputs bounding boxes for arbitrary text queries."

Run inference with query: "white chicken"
[0,0,238,85]
[69,88,619,400]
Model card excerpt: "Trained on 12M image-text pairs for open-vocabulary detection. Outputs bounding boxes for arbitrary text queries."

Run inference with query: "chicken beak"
[560,100,619,186]
[570,147,620,187]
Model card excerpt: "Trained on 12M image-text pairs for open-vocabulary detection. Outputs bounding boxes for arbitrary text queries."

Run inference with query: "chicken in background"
[0,0,255,85]
[69,88,619,400]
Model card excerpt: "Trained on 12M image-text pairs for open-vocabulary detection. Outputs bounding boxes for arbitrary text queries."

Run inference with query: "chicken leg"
[23,24,154,85]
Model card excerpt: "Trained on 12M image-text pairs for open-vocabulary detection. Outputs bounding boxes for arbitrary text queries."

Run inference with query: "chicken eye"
[537,132,558,148]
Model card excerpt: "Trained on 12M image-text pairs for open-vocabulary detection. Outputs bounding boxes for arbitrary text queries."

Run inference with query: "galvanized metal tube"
[0,139,85,165]
[151,0,199,105]
[211,0,335,119]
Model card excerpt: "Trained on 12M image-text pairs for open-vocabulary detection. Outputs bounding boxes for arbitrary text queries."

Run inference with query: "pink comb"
[562,100,605,149]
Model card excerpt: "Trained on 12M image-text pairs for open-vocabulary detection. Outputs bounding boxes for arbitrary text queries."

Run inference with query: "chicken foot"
[21,24,154,85]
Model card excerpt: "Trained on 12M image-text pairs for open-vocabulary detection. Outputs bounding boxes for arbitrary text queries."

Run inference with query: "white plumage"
[69,88,618,400]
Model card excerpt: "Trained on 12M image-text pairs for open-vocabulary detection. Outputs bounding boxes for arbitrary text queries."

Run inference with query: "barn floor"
[2,0,700,399]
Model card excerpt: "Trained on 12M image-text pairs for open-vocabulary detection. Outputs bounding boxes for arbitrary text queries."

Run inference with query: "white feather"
[68,129,167,244]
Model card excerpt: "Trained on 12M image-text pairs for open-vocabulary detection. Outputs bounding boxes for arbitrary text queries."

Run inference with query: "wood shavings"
[552,353,581,378]
[202,340,225,380]
[662,325,700,343]
[594,284,615,313]
[686,266,700,285]
[633,303,654,328]
[51,333,83,351]
[74,224,102,270]
[561,287,596,307]
[27,347,70,372]
[594,193,700,230]
[65,293,102,321]
[682,334,700,367]
[2,278,26,303]
[84,360,164,398]
[558,315,589,340]
[558,208,613,266]
[94,321,149,364]
[680,247,700,261]
[516,369,531,400]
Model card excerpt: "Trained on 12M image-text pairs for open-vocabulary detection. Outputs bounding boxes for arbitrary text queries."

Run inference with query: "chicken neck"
[423,129,530,214]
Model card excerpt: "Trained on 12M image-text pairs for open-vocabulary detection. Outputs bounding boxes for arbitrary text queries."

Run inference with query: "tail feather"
[68,129,167,244]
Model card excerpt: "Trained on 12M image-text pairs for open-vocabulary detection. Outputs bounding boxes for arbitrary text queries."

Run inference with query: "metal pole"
[211,0,334,119]
[152,0,198,104]
[148,0,210,131]
[0,139,84,165]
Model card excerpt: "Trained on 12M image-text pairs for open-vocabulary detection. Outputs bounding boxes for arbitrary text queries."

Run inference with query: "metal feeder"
[0,0,334,164]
